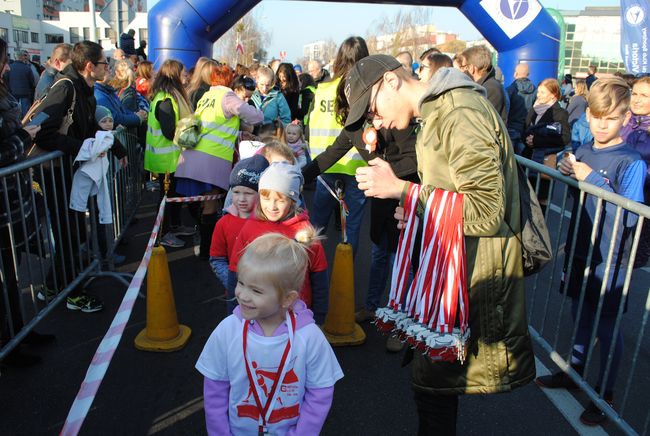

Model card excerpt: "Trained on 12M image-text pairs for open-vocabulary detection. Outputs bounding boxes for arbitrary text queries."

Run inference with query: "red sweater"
[229,211,328,307]
[209,213,247,259]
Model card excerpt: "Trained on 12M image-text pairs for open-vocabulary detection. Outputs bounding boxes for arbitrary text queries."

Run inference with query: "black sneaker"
[36,286,57,302]
[66,294,104,313]
[535,371,578,389]
[580,401,608,426]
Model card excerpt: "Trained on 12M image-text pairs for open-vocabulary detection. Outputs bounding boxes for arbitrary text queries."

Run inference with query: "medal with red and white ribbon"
[243,310,296,435]
[374,185,469,362]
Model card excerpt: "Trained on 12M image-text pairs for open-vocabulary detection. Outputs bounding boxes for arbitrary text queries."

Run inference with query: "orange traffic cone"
[135,246,191,352]
[322,242,366,346]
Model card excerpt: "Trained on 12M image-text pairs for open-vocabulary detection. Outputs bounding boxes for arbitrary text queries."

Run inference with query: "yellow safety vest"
[194,87,240,162]
[309,78,366,176]
[145,92,180,174]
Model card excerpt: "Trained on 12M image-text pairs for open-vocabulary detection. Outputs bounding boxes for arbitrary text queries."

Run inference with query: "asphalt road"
[1,188,643,435]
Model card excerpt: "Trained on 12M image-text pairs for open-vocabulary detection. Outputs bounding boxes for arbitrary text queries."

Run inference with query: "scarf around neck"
[533,100,555,124]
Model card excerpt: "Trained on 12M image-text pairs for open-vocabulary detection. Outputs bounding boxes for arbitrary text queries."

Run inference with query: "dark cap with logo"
[344,54,401,128]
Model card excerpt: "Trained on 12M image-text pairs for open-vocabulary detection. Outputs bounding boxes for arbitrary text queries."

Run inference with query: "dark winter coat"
[6,61,36,98]
[476,66,508,123]
[120,33,136,55]
[509,78,536,111]
[94,82,141,128]
[32,64,126,158]
[523,101,571,165]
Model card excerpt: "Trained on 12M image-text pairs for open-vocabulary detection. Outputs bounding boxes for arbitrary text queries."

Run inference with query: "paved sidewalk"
[0,192,582,435]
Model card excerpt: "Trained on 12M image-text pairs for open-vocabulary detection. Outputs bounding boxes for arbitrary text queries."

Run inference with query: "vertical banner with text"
[621,0,649,74]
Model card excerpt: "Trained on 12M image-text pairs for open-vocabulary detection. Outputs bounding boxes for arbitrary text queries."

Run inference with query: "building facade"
[560,6,626,76]
[0,10,148,64]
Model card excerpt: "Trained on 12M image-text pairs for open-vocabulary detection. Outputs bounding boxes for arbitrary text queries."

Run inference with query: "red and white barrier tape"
[165,194,223,203]
[60,196,167,436]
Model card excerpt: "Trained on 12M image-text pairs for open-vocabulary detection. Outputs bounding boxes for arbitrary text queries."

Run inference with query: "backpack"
[508,162,553,276]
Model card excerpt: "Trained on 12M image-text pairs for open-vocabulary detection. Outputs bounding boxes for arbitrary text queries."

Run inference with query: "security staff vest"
[309,78,366,176]
[194,87,240,163]
[145,92,180,174]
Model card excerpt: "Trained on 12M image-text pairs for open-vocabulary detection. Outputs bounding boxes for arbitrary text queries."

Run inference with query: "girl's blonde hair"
[237,227,323,296]
[110,60,136,90]
[573,79,588,98]
[255,189,302,221]
[187,58,218,97]
[283,122,304,143]
[587,77,631,117]
[261,140,296,164]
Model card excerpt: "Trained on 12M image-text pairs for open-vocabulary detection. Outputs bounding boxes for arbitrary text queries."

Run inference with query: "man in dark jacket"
[136,40,147,60]
[585,64,598,89]
[119,29,136,55]
[460,45,508,123]
[508,63,536,112]
[505,63,532,153]
[6,50,36,116]
[32,40,127,313]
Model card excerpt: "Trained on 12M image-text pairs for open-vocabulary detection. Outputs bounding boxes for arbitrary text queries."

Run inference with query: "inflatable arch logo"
[148,0,559,85]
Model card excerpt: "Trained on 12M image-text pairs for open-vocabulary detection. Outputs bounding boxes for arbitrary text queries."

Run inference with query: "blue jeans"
[365,234,396,311]
[310,173,366,255]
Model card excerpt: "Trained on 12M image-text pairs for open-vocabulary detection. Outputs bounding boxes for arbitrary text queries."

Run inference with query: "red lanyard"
[242,310,296,435]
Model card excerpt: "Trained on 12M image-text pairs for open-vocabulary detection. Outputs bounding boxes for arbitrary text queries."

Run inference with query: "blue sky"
[146,0,621,63]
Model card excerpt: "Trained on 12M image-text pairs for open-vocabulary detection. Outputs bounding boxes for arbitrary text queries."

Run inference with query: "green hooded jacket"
[408,67,536,395]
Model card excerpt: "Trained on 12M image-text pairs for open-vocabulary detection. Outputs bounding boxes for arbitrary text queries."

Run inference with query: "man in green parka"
[349,55,536,434]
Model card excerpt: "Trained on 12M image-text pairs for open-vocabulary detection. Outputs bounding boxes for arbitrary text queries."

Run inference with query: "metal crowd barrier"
[519,155,650,436]
[0,128,144,363]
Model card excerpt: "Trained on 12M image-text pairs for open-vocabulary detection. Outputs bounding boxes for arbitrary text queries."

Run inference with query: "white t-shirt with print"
[196,314,344,435]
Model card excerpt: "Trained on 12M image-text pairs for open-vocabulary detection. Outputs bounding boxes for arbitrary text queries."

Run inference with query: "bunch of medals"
[374,183,470,363]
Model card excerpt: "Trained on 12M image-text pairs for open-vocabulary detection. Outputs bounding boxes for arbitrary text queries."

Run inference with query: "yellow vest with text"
[145,92,180,174]
[194,87,240,162]
[309,78,366,176]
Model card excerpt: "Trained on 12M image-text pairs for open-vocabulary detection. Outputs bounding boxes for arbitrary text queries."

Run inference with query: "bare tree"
[365,8,435,57]
[213,8,271,67]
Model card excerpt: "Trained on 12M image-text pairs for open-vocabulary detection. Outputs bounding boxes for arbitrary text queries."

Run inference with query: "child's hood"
[233,299,315,336]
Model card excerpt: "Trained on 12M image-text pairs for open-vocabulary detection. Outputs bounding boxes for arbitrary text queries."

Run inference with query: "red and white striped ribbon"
[374,185,469,362]
[165,194,223,203]
[60,196,167,436]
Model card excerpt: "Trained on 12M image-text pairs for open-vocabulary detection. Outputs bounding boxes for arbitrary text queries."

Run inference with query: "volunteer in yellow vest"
[307,36,369,255]
[145,59,195,248]
[175,64,263,258]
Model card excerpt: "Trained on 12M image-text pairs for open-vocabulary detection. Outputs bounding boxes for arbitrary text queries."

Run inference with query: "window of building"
[45,34,64,44]
[0,28,7,41]
[31,32,39,43]
[13,30,28,44]
[138,28,147,43]
[567,24,576,33]
[69,27,80,44]
[83,27,90,40]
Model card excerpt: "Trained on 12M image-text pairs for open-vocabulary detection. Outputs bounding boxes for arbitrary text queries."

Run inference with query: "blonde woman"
[110,59,146,113]
[567,78,588,125]
[186,56,213,109]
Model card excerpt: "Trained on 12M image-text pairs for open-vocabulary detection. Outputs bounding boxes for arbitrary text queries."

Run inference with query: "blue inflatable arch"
[148,0,559,85]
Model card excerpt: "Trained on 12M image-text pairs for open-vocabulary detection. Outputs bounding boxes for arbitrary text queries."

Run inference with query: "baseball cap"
[294,64,303,74]
[344,54,401,128]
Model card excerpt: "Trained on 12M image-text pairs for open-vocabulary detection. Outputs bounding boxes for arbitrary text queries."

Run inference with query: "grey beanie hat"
[258,162,304,203]
[229,155,269,191]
